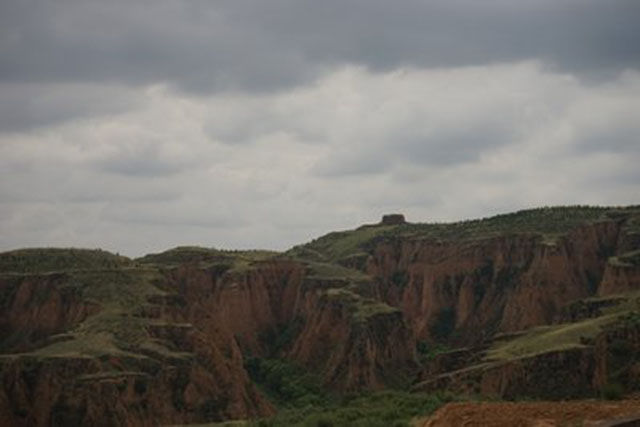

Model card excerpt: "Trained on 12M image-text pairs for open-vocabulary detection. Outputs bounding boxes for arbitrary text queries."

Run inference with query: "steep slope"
[2,205,640,425]
[290,206,640,346]
[153,256,417,391]
[412,290,640,399]
[0,250,272,426]
[0,246,416,425]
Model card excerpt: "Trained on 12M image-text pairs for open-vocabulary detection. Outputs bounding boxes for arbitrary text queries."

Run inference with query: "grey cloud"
[1,62,639,256]
[314,119,516,177]
[577,125,640,154]
[395,120,516,166]
[101,200,247,229]
[97,143,194,177]
[0,170,182,204]
[0,83,139,132]
[1,0,638,98]
[204,106,324,145]
[312,148,390,177]
[0,0,315,93]
[581,166,640,191]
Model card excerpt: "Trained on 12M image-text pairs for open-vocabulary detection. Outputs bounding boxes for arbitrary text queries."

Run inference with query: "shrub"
[430,308,456,340]
[601,382,624,400]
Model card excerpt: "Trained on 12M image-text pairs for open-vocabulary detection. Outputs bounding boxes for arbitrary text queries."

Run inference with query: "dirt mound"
[419,399,640,426]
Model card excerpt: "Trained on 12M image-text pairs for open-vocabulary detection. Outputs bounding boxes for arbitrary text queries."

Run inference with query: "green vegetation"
[486,291,640,361]
[430,308,457,341]
[325,288,399,322]
[609,249,640,267]
[0,263,192,365]
[249,390,449,427]
[619,210,640,235]
[416,342,450,363]
[305,261,370,282]
[3,205,640,424]
[136,246,278,273]
[288,225,397,263]
[26,268,182,360]
[245,358,328,408]
[136,246,223,266]
[288,206,640,265]
[244,358,450,426]
[487,321,606,361]
[259,318,306,356]
[0,248,132,273]
[390,270,409,288]
[601,382,624,400]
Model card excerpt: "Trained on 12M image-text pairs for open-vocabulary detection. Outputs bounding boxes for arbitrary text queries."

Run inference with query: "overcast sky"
[1,0,639,256]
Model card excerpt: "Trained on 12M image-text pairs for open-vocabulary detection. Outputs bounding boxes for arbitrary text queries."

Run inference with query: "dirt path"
[417,399,640,426]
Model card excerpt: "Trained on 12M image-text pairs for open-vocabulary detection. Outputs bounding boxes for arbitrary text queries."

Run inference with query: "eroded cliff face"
[414,347,598,399]
[365,221,625,343]
[599,262,640,296]
[0,265,274,426]
[2,207,640,423]
[0,254,420,425]
[0,274,99,353]
[592,319,640,392]
[165,260,418,391]
[287,291,417,390]
[0,342,271,427]
[413,318,640,400]
[161,261,304,355]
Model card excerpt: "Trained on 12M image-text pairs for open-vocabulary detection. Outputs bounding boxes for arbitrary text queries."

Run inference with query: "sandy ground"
[416,399,640,427]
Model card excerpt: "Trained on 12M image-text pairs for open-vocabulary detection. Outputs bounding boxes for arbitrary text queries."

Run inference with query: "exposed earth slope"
[1,206,639,425]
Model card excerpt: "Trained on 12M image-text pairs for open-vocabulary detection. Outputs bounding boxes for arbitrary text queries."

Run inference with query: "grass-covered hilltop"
[1,205,640,426]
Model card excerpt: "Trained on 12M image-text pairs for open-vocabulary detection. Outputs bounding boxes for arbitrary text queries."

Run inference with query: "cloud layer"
[1,1,639,255]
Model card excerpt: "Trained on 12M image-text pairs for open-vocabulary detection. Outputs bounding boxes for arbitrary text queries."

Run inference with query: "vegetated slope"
[412,290,640,399]
[0,248,132,273]
[1,205,640,426]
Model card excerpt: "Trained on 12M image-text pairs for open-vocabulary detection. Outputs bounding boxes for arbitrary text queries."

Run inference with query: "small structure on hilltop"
[381,214,406,225]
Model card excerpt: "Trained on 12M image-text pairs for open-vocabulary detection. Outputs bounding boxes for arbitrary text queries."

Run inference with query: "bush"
[245,357,326,408]
[430,308,456,340]
[249,390,450,426]
[601,382,624,400]
[390,271,409,288]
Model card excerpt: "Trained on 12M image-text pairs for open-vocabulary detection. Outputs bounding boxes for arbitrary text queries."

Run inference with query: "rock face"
[413,319,640,400]
[0,259,275,426]
[0,340,270,427]
[0,254,417,424]
[2,206,640,423]
[414,346,599,399]
[288,298,416,390]
[0,274,99,353]
[599,262,640,296]
[165,260,417,391]
[420,399,640,427]
[366,221,627,343]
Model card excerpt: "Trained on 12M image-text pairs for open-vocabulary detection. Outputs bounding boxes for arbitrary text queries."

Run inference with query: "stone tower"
[381,214,406,225]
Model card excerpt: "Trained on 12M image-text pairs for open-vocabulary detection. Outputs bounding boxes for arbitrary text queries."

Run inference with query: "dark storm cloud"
[1,0,638,96]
